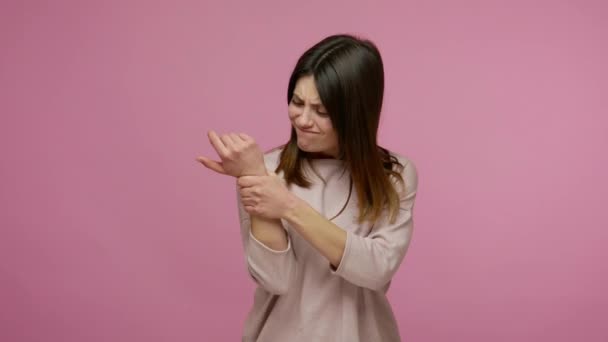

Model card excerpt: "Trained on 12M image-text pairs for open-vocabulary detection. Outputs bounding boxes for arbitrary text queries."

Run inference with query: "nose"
[295,106,314,128]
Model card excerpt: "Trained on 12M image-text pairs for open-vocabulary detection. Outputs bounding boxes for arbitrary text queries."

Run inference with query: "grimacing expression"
[288,75,339,158]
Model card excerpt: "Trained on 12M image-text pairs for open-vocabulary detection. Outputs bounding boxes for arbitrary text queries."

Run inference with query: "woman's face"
[288,75,340,158]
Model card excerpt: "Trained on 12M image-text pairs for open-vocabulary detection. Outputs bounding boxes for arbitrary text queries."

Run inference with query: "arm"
[250,216,288,250]
[281,200,347,268]
[282,159,419,291]
[236,182,296,295]
[200,132,297,293]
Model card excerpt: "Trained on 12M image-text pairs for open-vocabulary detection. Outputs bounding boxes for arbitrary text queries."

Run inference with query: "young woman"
[198,33,419,342]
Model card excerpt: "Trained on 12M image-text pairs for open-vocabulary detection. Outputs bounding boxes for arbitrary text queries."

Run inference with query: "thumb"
[196,156,227,175]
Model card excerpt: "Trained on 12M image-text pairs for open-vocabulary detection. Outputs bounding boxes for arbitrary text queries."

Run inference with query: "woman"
[197,33,419,342]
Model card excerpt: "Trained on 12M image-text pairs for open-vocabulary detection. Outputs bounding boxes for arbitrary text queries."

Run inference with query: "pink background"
[1,1,607,341]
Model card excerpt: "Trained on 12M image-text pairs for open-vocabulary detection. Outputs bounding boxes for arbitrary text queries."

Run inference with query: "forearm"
[245,167,289,251]
[282,195,346,268]
[243,214,295,295]
[250,215,288,251]
[237,175,294,295]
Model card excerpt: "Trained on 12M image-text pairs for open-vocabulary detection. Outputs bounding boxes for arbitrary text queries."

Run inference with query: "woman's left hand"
[237,172,296,219]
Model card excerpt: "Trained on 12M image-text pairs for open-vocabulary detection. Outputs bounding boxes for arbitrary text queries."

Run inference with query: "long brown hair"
[275,34,407,225]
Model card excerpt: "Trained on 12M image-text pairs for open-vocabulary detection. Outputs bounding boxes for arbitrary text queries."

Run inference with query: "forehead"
[293,75,320,100]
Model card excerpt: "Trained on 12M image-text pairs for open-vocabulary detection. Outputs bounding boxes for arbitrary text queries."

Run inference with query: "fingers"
[196,156,227,175]
[208,130,255,159]
[238,133,253,142]
[208,131,230,157]
[230,133,245,146]
[220,134,236,150]
[241,197,256,206]
[239,187,254,198]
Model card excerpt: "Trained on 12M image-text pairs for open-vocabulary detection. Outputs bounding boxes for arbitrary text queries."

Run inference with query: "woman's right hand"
[196,130,267,177]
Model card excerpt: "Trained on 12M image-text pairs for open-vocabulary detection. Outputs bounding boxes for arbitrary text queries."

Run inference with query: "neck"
[306,151,340,159]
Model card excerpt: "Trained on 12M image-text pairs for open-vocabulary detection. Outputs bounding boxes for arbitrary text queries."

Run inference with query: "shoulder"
[386,150,419,197]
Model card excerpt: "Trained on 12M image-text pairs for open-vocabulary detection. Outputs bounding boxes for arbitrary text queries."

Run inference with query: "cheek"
[321,123,338,142]
[318,119,334,133]
[287,105,299,119]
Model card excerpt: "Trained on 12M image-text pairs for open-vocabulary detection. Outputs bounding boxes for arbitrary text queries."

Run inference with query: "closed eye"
[291,97,328,115]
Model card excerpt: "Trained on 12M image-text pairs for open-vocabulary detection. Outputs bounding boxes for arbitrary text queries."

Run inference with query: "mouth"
[296,127,319,134]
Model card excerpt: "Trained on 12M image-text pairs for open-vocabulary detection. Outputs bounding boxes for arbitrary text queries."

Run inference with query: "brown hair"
[274,34,407,225]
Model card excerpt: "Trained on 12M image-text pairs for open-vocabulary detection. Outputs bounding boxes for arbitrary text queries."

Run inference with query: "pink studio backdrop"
[1,1,607,341]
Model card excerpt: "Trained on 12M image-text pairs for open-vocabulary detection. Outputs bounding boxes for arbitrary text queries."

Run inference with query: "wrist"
[282,193,305,222]
[245,165,267,177]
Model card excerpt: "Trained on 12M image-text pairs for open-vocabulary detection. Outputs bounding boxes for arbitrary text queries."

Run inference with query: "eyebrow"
[293,93,324,107]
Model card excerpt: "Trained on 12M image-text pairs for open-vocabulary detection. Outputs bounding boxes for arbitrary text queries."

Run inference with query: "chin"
[297,145,313,153]
[297,143,318,154]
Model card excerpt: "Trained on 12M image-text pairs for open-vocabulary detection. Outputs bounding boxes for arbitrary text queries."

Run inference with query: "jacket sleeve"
[330,159,419,291]
[236,182,297,295]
